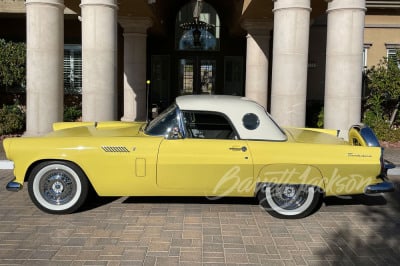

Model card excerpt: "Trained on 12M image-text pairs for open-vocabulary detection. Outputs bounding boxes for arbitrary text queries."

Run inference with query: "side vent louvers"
[102,146,130,153]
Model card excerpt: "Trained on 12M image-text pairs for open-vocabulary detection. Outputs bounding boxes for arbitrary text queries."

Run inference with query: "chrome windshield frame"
[144,103,187,139]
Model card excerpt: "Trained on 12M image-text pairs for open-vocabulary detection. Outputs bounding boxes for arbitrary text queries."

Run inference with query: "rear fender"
[349,124,387,177]
[255,164,325,195]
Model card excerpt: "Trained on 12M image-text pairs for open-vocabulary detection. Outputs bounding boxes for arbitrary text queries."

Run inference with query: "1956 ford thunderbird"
[0,95,395,218]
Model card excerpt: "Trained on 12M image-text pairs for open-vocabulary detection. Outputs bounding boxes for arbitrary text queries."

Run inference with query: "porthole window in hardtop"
[183,111,236,139]
[175,0,220,51]
[242,113,260,130]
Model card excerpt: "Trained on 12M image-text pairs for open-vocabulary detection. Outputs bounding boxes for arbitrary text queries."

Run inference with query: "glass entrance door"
[178,57,216,95]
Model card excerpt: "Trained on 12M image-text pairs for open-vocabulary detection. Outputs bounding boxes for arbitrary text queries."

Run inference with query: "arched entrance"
[175,1,219,95]
[149,0,246,110]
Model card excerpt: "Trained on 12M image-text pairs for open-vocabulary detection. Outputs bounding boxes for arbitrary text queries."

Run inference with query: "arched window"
[175,0,220,51]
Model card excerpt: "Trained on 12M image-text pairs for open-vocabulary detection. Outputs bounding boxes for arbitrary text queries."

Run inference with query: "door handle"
[229,146,247,152]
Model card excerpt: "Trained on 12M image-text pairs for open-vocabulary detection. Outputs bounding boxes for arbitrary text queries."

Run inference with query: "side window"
[183,111,237,139]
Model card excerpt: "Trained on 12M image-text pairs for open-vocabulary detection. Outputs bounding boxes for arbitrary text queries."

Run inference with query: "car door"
[156,111,254,196]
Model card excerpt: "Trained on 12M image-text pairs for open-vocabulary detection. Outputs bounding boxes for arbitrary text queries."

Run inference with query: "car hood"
[47,121,147,138]
[284,128,347,145]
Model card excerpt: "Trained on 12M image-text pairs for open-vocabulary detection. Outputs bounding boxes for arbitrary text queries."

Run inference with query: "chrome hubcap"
[52,181,64,194]
[283,186,296,198]
[270,185,308,211]
[39,170,76,206]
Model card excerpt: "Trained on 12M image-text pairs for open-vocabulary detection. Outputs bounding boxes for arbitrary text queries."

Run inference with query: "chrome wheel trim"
[265,185,315,216]
[32,164,82,211]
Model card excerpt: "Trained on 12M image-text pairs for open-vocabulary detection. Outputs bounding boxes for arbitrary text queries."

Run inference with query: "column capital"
[119,17,153,34]
[326,0,366,13]
[25,0,64,8]
[80,0,118,9]
[241,18,273,35]
[273,0,311,12]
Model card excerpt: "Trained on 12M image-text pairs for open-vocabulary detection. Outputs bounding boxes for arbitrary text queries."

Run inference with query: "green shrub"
[0,103,26,135]
[362,51,400,142]
[64,105,82,122]
[368,120,400,142]
[0,39,26,91]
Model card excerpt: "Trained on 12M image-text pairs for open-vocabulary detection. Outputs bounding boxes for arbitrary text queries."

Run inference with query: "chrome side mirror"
[167,126,183,139]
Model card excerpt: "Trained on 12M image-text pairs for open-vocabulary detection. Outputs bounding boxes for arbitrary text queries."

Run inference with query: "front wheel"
[28,161,89,214]
[258,183,322,219]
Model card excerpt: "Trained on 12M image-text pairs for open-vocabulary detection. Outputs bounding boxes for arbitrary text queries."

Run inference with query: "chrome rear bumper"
[365,181,395,194]
[366,157,395,194]
[384,159,396,172]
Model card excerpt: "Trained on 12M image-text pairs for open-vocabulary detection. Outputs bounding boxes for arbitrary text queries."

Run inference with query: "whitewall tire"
[28,161,88,214]
[258,184,322,219]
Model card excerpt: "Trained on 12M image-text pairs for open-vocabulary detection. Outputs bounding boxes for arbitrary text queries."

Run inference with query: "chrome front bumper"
[0,160,21,192]
[6,180,23,192]
[0,160,14,170]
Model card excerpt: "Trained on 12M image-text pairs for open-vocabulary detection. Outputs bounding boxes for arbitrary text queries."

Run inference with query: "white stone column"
[324,0,366,131]
[25,0,64,136]
[119,17,152,122]
[270,0,311,127]
[80,0,118,121]
[242,19,273,109]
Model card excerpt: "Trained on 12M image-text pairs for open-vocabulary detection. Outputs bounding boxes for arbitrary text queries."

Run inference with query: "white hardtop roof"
[175,95,287,141]
[176,95,256,112]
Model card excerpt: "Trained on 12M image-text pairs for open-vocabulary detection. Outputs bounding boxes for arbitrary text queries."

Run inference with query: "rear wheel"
[28,161,88,214]
[258,183,322,219]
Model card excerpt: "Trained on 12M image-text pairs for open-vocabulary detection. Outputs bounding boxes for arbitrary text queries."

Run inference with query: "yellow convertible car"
[0,95,395,218]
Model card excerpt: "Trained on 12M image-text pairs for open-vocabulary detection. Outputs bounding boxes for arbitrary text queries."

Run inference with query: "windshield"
[145,104,182,137]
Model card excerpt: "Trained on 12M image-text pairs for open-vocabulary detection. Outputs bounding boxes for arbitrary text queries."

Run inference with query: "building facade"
[0,0,399,135]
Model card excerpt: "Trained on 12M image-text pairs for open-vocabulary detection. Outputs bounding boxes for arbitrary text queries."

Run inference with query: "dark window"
[183,111,236,139]
[64,45,82,95]
[387,48,400,68]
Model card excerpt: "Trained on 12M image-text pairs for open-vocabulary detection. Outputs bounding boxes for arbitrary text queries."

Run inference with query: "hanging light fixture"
[192,0,203,46]
[192,0,203,22]
[179,0,215,49]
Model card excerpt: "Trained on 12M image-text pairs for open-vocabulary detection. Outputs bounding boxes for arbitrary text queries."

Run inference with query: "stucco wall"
[364,15,400,67]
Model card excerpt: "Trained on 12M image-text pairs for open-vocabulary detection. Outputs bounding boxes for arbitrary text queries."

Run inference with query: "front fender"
[255,164,325,194]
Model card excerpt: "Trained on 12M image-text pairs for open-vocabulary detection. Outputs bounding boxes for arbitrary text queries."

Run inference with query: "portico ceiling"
[64,0,331,35]
[64,0,399,35]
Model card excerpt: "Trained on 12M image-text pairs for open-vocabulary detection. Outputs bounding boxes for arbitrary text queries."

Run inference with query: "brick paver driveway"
[1,146,400,265]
